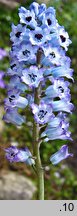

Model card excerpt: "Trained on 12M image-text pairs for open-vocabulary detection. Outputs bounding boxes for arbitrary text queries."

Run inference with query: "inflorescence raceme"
[3,2,73,165]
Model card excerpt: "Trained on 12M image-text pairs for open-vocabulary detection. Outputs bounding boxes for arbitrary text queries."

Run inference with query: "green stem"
[32,88,44,200]
[33,125,44,200]
[35,140,44,200]
[32,48,44,200]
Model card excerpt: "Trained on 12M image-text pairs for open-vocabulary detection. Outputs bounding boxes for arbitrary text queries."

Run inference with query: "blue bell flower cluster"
[3,2,73,165]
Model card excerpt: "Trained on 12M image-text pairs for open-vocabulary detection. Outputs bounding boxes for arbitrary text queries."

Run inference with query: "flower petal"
[50,145,73,165]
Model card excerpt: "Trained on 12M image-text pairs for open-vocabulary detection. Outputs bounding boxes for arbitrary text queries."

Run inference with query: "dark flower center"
[29,73,37,82]
[38,110,47,120]
[35,34,43,41]
[62,129,66,135]
[9,95,15,102]
[10,152,16,157]
[60,35,66,43]
[47,19,52,26]
[15,32,22,38]
[58,86,64,93]
[26,16,32,22]
[50,52,55,58]
[23,50,30,57]
[10,150,18,158]
[11,64,16,69]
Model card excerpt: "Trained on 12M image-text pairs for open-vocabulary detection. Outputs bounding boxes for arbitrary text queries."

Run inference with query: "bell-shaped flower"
[30,2,46,18]
[45,78,71,101]
[19,6,37,28]
[42,9,57,32]
[57,25,72,51]
[44,66,73,80]
[31,101,53,124]
[7,58,24,77]
[24,148,35,165]
[39,6,55,22]
[52,99,74,113]
[29,2,39,16]
[41,113,72,141]
[3,108,25,126]
[48,112,67,127]
[16,42,36,63]
[21,66,43,88]
[50,145,73,165]
[7,75,28,92]
[5,146,24,163]
[52,66,74,80]
[10,24,25,44]
[42,124,71,141]
[42,46,65,66]
[39,3,47,14]
[45,7,55,16]
[29,27,51,46]
[4,88,28,109]
[4,146,35,165]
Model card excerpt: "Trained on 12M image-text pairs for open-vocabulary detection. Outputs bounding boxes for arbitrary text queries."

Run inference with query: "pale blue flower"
[42,45,65,66]
[39,3,47,16]
[4,88,28,109]
[7,75,28,92]
[30,2,47,22]
[44,66,74,80]
[45,7,56,16]
[21,66,44,88]
[3,108,25,126]
[45,78,71,100]
[5,146,35,165]
[41,112,72,141]
[57,25,72,51]
[52,99,73,113]
[7,58,24,76]
[42,10,57,32]
[10,24,25,44]
[19,6,37,28]
[50,145,73,165]
[29,27,51,46]
[16,42,37,63]
[31,101,53,124]
[41,122,71,141]
[48,112,67,127]
[29,2,39,16]
[24,148,35,165]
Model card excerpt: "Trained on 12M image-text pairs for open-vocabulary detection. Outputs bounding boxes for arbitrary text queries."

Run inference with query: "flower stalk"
[32,49,44,200]
[33,87,44,200]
